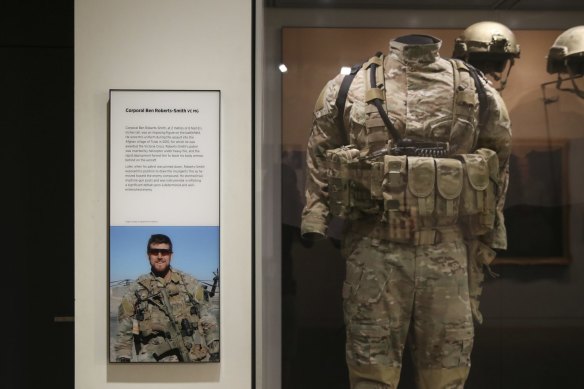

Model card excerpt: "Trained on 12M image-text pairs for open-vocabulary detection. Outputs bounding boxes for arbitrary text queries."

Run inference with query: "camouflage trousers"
[342,233,474,389]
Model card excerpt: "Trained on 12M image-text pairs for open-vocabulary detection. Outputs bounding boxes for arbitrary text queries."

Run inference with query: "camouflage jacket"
[114,268,219,362]
[301,36,512,250]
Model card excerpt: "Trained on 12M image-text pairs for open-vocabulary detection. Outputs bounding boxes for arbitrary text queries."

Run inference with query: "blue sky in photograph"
[109,226,219,284]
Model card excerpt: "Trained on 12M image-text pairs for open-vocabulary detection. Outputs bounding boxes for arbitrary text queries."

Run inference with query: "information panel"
[108,90,220,363]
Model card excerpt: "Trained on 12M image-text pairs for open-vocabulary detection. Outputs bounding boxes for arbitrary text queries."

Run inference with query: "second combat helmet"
[546,26,584,98]
[547,26,584,77]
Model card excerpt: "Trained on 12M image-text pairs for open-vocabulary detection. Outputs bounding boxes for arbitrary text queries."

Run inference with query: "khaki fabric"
[343,234,473,389]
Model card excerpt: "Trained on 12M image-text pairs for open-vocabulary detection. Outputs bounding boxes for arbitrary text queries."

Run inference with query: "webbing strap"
[466,63,489,126]
[367,53,403,144]
[448,58,488,129]
[335,64,362,145]
[449,59,461,117]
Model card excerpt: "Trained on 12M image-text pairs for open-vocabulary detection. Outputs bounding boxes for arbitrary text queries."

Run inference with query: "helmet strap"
[494,59,515,92]
[567,68,584,99]
[556,67,584,99]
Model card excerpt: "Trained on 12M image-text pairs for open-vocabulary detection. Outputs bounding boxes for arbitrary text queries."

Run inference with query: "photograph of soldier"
[111,232,220,363]
[301,33,511,388]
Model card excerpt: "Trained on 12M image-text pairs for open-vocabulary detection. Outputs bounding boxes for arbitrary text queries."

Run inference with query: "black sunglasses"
[148,248,172,256]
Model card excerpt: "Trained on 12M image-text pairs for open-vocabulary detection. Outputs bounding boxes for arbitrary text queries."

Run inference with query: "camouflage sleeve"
[114,289,136,360]
[185,275,219,348]
[198,296,220,348]
[476,85,512,250]
[300,76,345,239]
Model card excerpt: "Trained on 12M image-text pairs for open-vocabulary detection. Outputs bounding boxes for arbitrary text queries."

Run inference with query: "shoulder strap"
[337,52,401,148]
[364,52,403,144]
[335,63,362,145]
[136,275,154,295]
[177,271,205,304]
[449,58,488,126]
[466,63,489,126]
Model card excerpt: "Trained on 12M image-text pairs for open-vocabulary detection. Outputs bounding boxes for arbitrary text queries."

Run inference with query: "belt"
[352,218,463,246]
[412,226,463,245]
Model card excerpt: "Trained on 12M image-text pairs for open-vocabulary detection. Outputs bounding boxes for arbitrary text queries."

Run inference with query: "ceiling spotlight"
[279,64,288,73]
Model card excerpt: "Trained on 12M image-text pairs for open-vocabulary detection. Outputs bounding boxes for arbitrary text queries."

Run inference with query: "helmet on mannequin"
[547,26,584,76]
[545,26,584,98]
[453,21,520,91]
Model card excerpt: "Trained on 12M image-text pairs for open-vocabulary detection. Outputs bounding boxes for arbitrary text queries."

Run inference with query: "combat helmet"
[547,26,584,77]
[545,26,584,98]
[453,21,520,90]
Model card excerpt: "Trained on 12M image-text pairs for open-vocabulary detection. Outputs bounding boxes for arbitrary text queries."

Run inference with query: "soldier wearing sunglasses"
[113,234,219,363]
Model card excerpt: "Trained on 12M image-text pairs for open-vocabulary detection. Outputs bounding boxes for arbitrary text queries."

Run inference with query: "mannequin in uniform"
[301,34,511,389]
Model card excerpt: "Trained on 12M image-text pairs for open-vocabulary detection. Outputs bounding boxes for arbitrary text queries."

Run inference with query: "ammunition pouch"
[189,331,210,361]
[382,155,463,241]
[380,155,411,242]
[385,153,495,238]
[325,146,358,218]
[434,158,464,226]
[325,146,380,219]
[405,156,434,228]
[457,148,499,236]
[326,146,499,241]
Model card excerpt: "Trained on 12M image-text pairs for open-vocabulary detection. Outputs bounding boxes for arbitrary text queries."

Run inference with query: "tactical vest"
[131,272,209,361]
[326,54,498,242]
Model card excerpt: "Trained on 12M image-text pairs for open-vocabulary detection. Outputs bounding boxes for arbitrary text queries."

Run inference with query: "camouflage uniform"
[301,36,511,388]
[114,268,219,362]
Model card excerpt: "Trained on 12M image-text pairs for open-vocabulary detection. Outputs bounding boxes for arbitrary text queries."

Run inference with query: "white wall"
[75,0,252,387]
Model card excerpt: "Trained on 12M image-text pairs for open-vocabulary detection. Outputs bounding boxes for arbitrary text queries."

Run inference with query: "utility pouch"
[189,331,209,361]
[381,155,412,242]
[466,239,497,324]
[434,158,464,226]
[349,163,377,213]
[382,155,407,213]
[459,148,499,236]
[406,156,436,229]
[370,161,384,200]
[325,146,360,217]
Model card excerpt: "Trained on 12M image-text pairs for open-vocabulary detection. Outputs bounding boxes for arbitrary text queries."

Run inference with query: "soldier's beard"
[151,261,171,278]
